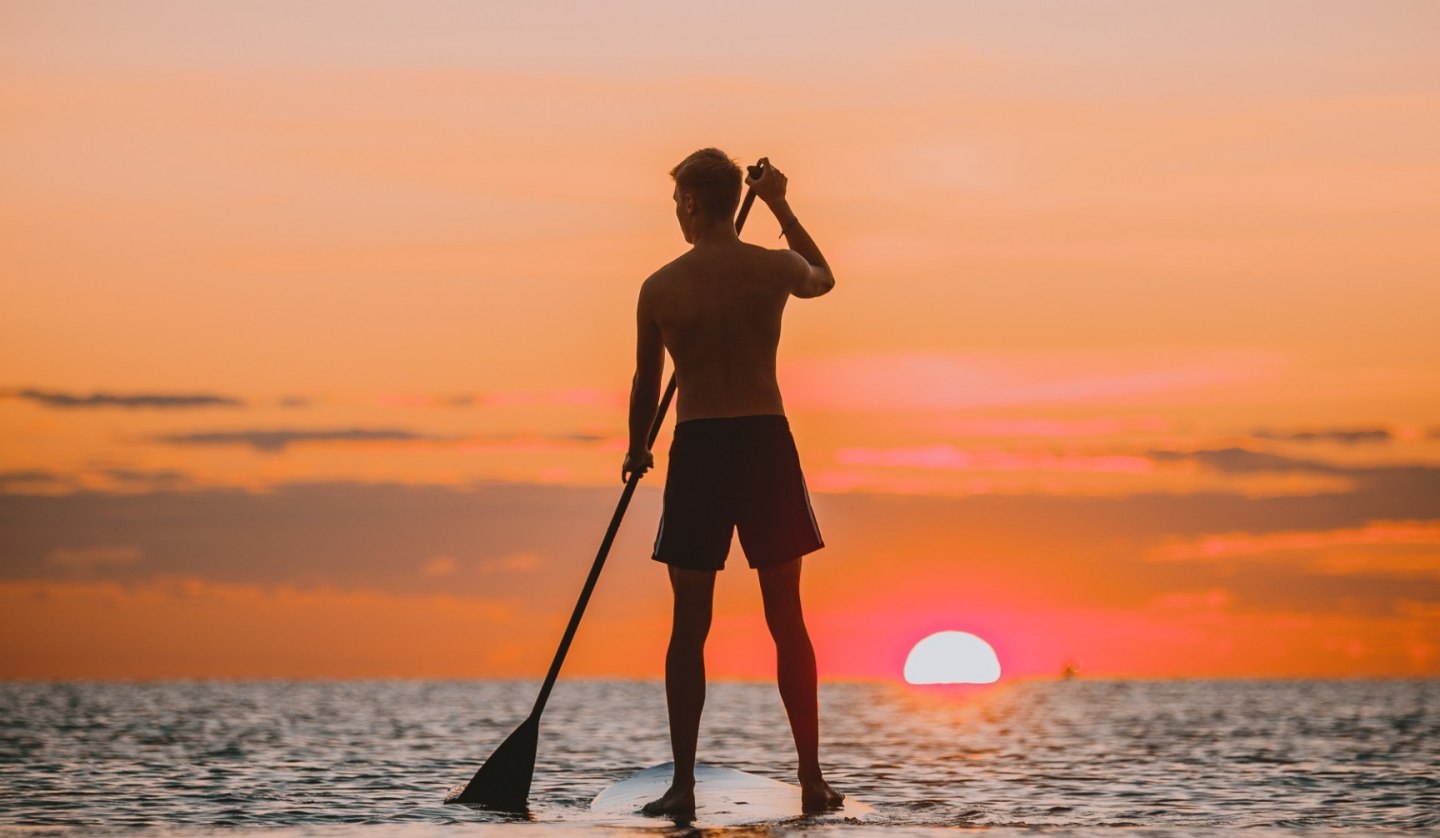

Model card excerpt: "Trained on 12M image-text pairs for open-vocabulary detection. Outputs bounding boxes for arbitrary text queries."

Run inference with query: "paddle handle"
[735,158,768,232]
[528,158,766,717]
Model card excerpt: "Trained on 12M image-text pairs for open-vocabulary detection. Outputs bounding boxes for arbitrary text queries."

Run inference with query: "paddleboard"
[590,762,873,826]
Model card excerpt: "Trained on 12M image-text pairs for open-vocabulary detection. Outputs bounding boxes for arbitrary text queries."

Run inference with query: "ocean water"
[0,678,1435,837]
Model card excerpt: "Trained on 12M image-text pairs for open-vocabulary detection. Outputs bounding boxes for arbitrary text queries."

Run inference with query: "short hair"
[669,148,742,221]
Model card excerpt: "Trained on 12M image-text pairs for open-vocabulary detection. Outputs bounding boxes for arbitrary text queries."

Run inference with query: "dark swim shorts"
[652,414,824,571]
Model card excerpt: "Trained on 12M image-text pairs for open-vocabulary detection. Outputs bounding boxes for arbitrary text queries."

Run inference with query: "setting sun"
[903,631,1003,685]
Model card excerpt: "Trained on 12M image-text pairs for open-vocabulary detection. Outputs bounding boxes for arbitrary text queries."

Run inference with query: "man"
[621,148,843,817]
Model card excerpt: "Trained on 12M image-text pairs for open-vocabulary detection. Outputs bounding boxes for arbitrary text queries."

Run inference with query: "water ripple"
[0,678,1436,835]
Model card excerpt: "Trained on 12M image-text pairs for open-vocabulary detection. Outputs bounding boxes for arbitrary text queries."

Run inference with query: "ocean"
[1,678,1435,836]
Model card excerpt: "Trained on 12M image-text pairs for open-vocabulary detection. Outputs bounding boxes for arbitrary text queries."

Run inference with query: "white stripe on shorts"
[798,467,823,545]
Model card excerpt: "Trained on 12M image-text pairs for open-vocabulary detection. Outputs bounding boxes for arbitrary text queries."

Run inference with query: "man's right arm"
[746,164,835,298]
[623,280,663,482]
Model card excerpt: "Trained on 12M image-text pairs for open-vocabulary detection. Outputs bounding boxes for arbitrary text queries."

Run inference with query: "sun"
[903,631,1002,684]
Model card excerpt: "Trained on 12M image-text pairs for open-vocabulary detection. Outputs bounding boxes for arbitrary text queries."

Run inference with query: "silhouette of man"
[622,148,844,817]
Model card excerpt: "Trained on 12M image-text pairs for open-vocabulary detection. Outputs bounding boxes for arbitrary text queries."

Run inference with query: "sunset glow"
[1,2,1437,681]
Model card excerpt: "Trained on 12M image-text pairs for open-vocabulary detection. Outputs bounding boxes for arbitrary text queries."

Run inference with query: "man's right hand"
[622,449,654,483]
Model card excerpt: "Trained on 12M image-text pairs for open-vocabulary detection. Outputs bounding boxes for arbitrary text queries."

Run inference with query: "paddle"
[447,158,770,811]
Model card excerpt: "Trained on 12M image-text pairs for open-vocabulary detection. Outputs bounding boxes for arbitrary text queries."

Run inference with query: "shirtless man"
[621,148,843,817]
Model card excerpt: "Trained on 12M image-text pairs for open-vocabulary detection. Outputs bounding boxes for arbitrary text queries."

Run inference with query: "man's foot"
[800,775,845,813]
[640,783,696,819]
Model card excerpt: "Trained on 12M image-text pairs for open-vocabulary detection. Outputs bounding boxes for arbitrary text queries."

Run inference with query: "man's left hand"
[622,450,654,483]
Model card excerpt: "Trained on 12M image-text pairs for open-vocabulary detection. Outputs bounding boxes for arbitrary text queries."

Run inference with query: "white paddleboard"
[590,762,872,826]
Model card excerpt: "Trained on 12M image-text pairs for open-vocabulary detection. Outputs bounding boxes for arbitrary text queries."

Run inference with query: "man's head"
[670,148,742,242]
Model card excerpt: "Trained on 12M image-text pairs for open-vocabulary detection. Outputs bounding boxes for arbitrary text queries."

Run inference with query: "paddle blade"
[445,714,539,810]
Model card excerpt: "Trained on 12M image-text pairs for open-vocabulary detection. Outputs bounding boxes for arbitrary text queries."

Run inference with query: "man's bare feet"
[640,783,696,819]
[800,775,845,813]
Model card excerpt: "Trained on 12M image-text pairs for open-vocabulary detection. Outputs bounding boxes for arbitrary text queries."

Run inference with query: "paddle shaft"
[528,159,768,718]
[527,379,672,716]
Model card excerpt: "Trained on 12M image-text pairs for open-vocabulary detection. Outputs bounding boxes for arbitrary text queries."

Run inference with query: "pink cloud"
[806,468,979,495]
[374,389,625,409]
[835,444,1154,474]
[1149,520,1440,562]
[453,434,620,455]
[480,388,625,409]
[1148,587,1235,611]
[930,416,1172,437]
[781,349,1288,412]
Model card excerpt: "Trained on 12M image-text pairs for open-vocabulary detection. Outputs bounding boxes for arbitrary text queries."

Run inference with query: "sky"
[2,0,1438,681]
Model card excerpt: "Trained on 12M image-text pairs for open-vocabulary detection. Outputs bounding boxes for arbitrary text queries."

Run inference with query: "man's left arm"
[623,284,663,482]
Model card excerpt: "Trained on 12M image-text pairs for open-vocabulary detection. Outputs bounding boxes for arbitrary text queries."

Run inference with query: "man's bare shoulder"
[744,243,809,287]
[642,244,802,294]
[640,256,686,294]
[769,246,810,271]
[738,241,794,259]
[637,256,692,321]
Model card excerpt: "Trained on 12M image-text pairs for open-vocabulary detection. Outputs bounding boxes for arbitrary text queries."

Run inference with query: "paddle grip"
[733,157,768,236]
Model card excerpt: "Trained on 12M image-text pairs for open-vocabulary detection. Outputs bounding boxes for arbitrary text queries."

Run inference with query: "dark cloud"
[0,469,70,490]
[5,388,244,410]
[276,396,311,409]
[1189,563,1438,618]
[1146,447,1440,505]
[100,469,185,483]
[1,452,1436,619]
[0,468,60,482]
[150,428,447,453]
[1252,427,1391,445]
[0,480,656,608]
[1147,446,1346,475]
[1152,446,1440,524]
[100,467,191,486]
[146,428,609,453]
[1,467,197,493]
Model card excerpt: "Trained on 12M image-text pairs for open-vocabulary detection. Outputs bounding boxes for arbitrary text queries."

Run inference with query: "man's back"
[641,241,792,421]
[626,151,844,819]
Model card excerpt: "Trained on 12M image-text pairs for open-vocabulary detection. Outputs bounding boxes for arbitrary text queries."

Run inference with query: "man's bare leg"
[642,565,716,818]
[757,557,844,812]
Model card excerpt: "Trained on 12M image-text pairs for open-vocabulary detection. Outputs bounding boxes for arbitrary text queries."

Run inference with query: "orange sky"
[2,1,1438,680]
